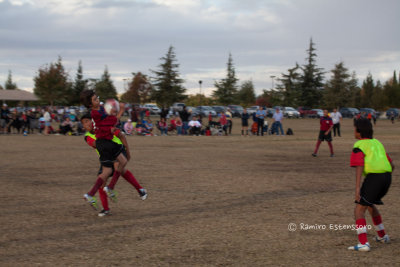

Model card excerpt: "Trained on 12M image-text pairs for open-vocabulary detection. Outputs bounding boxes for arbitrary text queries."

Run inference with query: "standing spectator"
[145,108,150,118]
[1,104,10,134]
[312,109,334,157]
[272,108,284,135]
[241,109,250,136]
[225,108,233,135]
[175,116,183,135]
[179,106,190,135]
[331,108,342,137]
[255,106,266,136]
[158,118,168,136]
[130,106,139,128]
[43,107,51,135]
[219,112,228,136]
[160,106,169,120]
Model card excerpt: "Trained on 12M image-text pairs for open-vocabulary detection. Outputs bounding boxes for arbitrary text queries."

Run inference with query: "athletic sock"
[372,215,386,238]
[98,186,109,211]
[356,218,368,245]
[314,140,322,154]
[241,130,244,135]
[88,177,104,196]
[328,141,334,154]
[122,170,143,191]
[108,171,121,190]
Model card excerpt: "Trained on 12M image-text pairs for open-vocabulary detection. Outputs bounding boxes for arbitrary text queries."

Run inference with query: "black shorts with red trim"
[96,138,124,168]
[357,172,392,206]
[318,130,332,142]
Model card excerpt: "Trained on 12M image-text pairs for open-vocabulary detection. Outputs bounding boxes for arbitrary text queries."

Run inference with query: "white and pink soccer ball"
[104,99,120,115]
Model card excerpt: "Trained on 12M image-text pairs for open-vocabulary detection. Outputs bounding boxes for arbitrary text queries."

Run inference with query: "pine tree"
[237,80,256,107]
[213,53,239,105]
[361,73,374,107]
[299,39,325,107]
[324,62,354,109]
[33,56,72,106]
[94,67,118,101]
[72,61,88,105]
[151,46,186,107]
[5,70,17,89]
[277,63,301,106]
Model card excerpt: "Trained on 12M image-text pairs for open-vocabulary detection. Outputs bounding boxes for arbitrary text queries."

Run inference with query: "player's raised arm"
[116,102,125,120]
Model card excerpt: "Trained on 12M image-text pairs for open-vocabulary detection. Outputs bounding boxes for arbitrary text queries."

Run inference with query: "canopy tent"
[0,89,39,102]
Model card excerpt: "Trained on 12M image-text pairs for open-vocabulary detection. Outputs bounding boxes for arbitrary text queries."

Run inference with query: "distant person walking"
[241,109,250,136]
[331,108,342,137]
[255,107,266,136]
[272,108,284,135]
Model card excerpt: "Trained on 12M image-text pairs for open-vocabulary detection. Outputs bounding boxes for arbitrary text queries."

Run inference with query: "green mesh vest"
[85,131,123,156]
[353,139,392,176]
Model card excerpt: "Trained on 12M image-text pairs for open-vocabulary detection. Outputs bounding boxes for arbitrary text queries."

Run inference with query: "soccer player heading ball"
[348,118,394,252]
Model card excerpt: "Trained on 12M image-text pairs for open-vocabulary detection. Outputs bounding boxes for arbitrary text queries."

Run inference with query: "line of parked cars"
[131,102,399,121]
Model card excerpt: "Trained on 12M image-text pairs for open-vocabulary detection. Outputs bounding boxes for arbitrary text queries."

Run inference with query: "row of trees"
[2,41,400,110]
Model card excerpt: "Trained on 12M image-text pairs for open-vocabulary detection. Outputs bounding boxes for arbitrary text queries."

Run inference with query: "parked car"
[246,106,259,115]
[227,105,244,117]
[339,107,359,118]
[359,108,378,118]
[312,109,324,118]
[211,105,226,114]
[385,108,399,119]
[196,106,217,117]
[143,103,161,115]
[283,107,300,118]
[297,107,318,118]
[172,102,185,112]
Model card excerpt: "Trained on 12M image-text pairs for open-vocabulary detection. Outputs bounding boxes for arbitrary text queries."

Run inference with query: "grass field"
[1,118,399,266]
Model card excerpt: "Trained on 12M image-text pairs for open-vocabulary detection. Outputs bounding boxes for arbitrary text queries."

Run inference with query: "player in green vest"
[81,113,147,216]
[348,118,394,252]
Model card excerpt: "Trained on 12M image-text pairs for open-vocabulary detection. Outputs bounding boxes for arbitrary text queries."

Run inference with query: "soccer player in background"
[81,113,147,216]
[348,118,393,251]
[312,109,334,157]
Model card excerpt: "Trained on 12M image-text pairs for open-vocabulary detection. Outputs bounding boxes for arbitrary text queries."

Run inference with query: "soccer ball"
[104,99,120,115]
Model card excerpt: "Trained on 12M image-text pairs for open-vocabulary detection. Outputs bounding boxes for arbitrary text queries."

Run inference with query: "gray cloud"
[0,0,399,97]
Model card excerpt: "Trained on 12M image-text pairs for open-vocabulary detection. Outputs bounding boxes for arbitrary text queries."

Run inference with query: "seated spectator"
[124,119,134,135]
[144,118,153,133]
[169,116,177,132]
[175,116,183,135]
[158,118,168,136]
[135,120,152,136]
[59,116,74,135]
[188,116,202,136]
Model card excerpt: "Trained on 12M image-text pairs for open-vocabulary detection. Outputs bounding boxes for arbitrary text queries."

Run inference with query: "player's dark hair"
[80,89,95,108]
[80,112,92,122]
[355,118,373,139]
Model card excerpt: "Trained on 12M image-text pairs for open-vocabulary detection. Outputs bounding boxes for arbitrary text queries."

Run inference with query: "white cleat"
[139,188,147,200]
[348,242,370,252]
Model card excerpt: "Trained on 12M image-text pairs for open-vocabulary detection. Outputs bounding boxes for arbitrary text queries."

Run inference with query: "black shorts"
[96,139,124,168]
[358,172,392,206]
[97,148,126,175]
[242,121,249,127]
[318,130,332,142]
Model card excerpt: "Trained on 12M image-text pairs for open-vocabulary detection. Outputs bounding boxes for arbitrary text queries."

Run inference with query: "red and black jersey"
[91,106,118,140]
[320,116,333,131]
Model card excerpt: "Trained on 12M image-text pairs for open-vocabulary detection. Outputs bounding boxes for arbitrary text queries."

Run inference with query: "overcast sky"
[0,0,399,97]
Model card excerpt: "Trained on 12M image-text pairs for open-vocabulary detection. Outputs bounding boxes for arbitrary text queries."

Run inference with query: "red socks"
[88,177,104,196]
[372,215,386,238]
[123,170,143,191]
[356,218,368,244]
[314,140,321,154]
[328,142,334,154]
[108,171,121,190]
[98,187,109,211]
